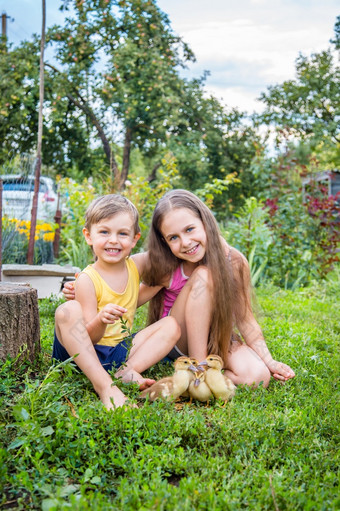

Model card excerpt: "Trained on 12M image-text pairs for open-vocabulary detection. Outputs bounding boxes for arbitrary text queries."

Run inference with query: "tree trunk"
[0,283,40,363]
[120,127,133,188]
[148,161,161,182]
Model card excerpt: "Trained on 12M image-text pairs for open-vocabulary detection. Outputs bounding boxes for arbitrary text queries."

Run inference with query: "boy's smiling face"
[83,212,140,264]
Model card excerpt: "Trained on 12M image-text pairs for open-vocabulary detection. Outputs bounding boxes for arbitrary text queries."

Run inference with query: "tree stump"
[0,283,40,363]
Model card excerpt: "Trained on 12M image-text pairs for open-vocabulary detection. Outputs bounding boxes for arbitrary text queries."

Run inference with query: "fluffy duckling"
[188,366,213,404]
[202,354,236,404]
[139,356,197,401]
[181,357,199,398]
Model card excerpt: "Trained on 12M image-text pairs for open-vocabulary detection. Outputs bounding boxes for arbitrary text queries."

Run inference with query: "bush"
[57,177,96,268]
[223,192,337,288]
[224,150,340,288]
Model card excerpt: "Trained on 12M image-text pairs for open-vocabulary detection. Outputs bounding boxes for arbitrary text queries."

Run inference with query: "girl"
[142,189,295,387]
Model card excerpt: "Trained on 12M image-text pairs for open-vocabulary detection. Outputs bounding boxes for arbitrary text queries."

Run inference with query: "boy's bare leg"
[55,301,129,409]
[115,316,180,388]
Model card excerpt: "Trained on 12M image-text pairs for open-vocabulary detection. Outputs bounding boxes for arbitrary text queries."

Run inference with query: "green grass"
[0,276,339,510]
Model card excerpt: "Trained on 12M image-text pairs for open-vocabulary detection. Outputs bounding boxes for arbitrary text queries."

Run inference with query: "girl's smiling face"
[160,208,207,264]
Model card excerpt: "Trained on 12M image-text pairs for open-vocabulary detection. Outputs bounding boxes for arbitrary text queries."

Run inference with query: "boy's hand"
[62,281,76,300]
[99,304,128,324]
[267,360,295,381]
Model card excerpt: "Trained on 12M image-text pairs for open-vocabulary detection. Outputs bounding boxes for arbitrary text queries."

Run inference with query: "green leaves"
[258,49,340,166]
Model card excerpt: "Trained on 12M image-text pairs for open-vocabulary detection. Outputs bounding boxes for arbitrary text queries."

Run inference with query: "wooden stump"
[0,283,40,363]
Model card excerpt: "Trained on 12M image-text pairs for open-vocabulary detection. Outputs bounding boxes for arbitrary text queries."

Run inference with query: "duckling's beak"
[197,364,207,372]
[194,378,201,387]
[189,364,198,372]
[199,360,208,366]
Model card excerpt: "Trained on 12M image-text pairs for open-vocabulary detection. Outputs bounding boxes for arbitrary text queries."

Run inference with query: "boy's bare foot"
[95,382,132,410]
[115,366,156,390]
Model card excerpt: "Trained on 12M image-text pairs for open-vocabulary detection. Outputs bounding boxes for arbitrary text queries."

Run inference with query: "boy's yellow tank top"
[81,258,139,347]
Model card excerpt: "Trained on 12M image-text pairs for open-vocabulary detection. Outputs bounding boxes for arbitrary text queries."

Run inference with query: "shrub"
[57,177,96,267]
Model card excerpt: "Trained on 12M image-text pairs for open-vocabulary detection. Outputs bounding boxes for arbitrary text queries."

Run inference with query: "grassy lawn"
[0,276,339,510]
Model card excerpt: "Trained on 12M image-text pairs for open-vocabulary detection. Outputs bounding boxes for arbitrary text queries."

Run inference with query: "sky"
[1,0,338,114]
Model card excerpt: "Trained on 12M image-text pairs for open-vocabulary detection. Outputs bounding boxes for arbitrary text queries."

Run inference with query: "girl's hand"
[99,304,127,324]
[62,281,76,301]
[267,360,295,381]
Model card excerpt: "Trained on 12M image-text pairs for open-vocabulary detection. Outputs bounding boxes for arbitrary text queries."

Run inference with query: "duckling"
[188,366,213,404]
[181,357,199,398]
[139,356,197,401]
[202,354,236,404]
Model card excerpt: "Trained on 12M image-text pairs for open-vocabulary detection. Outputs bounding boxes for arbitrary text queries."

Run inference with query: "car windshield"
[3,177,47,193]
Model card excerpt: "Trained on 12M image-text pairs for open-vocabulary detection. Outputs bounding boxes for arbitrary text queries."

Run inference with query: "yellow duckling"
[188,366,213,404]
[140,356,197,401]
[181,357,199,398]
[202,354,236,404]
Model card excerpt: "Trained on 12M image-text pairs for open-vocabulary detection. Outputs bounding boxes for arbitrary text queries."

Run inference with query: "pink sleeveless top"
[161,264,189,318]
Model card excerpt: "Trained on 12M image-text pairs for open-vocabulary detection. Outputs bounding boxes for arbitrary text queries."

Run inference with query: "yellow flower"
[41,222,53,231]
[43,232,55,242]
[19,220,30,228]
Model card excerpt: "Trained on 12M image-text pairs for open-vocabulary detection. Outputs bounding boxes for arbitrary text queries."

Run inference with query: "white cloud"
[158,0,339,112]
[2,0,338,114]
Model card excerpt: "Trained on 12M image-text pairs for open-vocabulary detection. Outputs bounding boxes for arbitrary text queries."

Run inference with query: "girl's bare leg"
[168,267,271,387]
[55,301,128,409]
[224,343,271,387]
[169,266,213,362]
[115,316,181,388]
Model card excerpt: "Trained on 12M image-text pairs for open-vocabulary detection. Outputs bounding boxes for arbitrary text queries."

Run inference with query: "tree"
[258,47,340,166]
[161,76,262,214]
[43,0,195,187]
[0,38,97,174]
[330,15,340,49]
[0,39,40,164]
[1,0,262,202]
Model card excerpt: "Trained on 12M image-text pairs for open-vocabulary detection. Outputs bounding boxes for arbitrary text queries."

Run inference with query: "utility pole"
[1,12,9,43]
[27,0,46,264]
[1,12,14,49]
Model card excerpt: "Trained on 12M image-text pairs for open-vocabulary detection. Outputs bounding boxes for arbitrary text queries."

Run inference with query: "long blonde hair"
[143,189,235,360]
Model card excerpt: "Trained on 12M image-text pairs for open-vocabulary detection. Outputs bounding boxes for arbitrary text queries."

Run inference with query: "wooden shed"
[302,169,340,199]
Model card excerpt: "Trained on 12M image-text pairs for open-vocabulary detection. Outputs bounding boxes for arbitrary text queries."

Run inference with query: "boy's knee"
[55,300,82,326]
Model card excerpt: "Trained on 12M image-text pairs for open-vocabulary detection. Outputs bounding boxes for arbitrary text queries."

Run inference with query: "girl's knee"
[190,266,213,293]
[161,316,181,340]
[192,265,211,281]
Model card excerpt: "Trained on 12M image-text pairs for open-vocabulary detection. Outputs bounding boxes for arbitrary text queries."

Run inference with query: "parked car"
[1,174,59,221]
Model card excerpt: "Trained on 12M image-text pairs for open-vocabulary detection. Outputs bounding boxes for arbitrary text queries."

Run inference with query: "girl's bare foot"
[115,366,156,390]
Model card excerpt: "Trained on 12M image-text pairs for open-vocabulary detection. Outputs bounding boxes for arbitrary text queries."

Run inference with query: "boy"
[53,194,180,409]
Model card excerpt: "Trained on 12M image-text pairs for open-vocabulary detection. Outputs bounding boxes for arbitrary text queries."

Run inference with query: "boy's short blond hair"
[84,194,140,234]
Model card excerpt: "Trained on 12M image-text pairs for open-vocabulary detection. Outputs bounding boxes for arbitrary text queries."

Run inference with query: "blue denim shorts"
[52,330,133,373]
